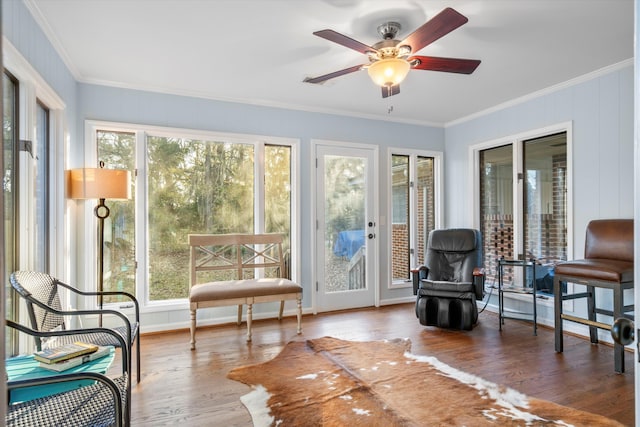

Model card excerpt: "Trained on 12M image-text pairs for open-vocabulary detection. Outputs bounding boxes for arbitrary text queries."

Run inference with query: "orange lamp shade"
[66,168,131,200]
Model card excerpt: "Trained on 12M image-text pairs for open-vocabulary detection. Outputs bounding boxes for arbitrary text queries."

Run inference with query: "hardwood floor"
[125,304,634,426]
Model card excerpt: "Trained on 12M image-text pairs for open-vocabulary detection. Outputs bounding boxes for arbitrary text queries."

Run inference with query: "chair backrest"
[425,229,483,283]
[10,271,66,338]
[189,233,287,287]
[584,219,634,262]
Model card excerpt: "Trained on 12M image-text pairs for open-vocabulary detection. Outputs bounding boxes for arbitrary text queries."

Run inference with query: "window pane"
[391,155,409,281]
[4,72,17,356]
[480,144,513,285]
[391,155,435,282]
[323,155,366,292]
[416,156,434,269]
[97,130,136,303]
[523,132,567,292]
[147,136,254,301]
[35,101,49,272]
[265,144,291,277]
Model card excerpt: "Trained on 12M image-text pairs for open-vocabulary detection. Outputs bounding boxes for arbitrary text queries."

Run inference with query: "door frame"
[310,139,379,314]
[469,121,573,312]
[470,121,574,258]
[386,148,444,289]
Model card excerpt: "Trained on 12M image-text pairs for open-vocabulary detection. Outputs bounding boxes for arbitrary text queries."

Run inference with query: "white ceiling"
[27,0,634,126]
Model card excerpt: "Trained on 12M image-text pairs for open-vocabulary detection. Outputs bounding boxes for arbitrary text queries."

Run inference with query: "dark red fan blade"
[313,29,378,55]
[399,7,468,54]
[382,85,400,98]
[409,56,481,74]
[303,64,365,84]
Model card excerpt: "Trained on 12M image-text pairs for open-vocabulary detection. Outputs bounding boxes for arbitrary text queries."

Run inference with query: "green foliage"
[99,131,292,301]
[324,155,365,236]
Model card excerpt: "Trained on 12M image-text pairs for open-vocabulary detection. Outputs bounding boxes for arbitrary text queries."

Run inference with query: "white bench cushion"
[190,278,301,303]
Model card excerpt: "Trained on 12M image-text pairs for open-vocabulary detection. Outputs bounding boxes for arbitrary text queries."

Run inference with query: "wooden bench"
[188,233,302,349]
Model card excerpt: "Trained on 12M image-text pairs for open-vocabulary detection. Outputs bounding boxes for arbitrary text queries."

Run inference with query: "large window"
[95,123,296,305]
[96,130,136,303]
[478,130,569,293]
[390,152,438,286]
[3,45,65,357]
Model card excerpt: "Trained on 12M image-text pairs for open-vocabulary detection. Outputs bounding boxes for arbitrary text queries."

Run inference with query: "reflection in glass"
[324,155,366,292]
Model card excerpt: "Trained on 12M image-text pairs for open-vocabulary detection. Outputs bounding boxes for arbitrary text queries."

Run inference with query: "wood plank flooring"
[125,304,634,426]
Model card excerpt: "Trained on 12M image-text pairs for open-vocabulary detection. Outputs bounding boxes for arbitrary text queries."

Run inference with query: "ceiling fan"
[303,7,481,98]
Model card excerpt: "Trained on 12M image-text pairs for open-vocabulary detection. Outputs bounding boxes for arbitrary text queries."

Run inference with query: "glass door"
[522,133,567,293]
[479,144,514,286]
[479,132,567,291]
[315,144,376,311]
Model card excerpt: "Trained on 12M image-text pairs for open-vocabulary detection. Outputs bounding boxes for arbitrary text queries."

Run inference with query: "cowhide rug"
[227,337,622,427]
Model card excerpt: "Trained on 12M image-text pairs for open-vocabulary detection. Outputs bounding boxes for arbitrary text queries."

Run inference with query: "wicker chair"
[6,319,130,427]
[10,271,141,383]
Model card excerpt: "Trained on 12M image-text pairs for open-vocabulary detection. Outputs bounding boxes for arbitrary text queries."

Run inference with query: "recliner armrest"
[472,267,485,300]
[410,266,429,295]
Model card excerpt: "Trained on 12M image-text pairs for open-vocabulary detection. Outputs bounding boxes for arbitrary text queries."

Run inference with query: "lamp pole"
[94,197,110,327]
[66,165,131,327]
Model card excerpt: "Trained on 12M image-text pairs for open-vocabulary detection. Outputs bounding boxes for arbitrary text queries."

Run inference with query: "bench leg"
[554,277,563,353]
[296,297,302,335]
[278,301,284,320]
[237,305,243,325]
[246,304,253,342]
[190,309,197,350]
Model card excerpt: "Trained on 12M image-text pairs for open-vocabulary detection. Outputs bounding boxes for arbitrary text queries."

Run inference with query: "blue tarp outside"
[333,230,365,258]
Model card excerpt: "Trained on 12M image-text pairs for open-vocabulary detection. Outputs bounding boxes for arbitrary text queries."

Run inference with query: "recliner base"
[416,295,478,330]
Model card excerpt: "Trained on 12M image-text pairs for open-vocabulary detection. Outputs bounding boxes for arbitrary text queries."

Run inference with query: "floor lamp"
[66,165,131,326]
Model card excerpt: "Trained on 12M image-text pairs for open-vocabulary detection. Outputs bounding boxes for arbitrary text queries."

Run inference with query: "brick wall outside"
[390,152,568,284]
[391,158,434,280]
[482,153,567,286]
[392,223,409,280]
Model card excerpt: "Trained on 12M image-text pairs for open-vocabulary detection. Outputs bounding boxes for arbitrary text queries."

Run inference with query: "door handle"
[368,233,375,239]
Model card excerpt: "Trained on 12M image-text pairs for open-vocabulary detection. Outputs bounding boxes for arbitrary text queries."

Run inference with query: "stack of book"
[34,341,111,372]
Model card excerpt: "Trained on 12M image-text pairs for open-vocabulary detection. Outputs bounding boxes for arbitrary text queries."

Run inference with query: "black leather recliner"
[412,228,485,330]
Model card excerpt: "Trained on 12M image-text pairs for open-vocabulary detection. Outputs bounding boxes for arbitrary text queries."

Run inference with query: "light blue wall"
[445,63,634,329]
[3,0,78,142]
[446,64,633,250]
[5,0,448,332]
[77,84,445,318]
[5,0,635,334]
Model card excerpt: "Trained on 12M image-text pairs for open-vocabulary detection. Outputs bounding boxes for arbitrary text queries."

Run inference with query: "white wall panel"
[445,64,633,332]
[598,72,622,218]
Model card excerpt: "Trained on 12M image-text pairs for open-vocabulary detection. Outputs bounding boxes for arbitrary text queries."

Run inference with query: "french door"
[479,130,569,289]
[315,143,377,312]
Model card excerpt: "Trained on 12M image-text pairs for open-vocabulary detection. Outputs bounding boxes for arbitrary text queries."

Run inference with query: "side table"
[498,258,537,335]
[6,346,115,403]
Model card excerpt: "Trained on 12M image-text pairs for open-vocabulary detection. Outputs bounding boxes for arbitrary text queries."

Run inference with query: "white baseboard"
[379,296,416,306]
[141,307,314,334]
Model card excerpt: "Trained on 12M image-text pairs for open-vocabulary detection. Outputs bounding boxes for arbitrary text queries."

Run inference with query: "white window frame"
[4,39,67,279]
[469,121,573,308]
[86,120,300,313]
[387,147,443,289]
[3,39,67,347]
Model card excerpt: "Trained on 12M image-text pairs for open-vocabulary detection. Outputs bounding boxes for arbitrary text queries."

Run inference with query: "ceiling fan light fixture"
[367,58,410,87]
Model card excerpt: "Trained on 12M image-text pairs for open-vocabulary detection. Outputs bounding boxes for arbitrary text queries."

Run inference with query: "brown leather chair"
[554,219,634,373]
